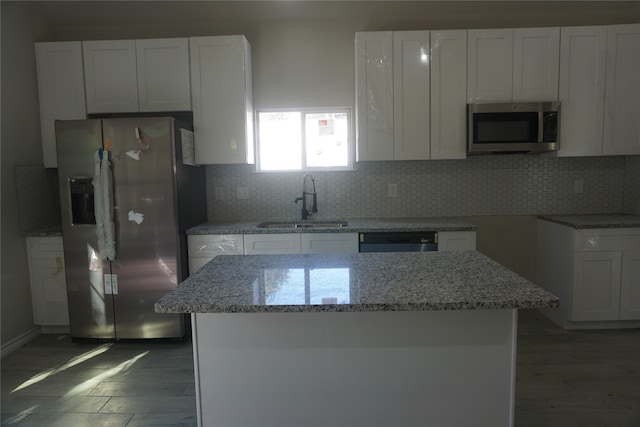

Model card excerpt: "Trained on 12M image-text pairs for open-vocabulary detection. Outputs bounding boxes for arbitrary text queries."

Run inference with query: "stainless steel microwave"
[467,102,560,154]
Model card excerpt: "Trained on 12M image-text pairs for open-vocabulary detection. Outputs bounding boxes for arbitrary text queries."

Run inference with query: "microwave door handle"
[537,111,544,143]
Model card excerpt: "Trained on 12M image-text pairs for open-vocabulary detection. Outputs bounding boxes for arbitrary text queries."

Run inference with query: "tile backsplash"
[206,155,629,221]
[624,155,640,215]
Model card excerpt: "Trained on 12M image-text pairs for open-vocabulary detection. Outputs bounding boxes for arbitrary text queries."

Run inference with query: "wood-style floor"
[1,310,639,426]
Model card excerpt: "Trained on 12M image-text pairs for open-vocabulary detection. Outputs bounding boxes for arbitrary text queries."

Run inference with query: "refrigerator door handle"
[93,149,117,261]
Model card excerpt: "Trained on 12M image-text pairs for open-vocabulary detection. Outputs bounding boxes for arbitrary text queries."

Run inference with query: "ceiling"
[33,1,640,28]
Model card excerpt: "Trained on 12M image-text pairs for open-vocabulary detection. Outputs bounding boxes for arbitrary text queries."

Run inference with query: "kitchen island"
[156,251,558,427]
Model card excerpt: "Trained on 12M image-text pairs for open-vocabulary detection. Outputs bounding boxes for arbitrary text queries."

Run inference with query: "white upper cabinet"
[467,27,559,102]
[356,30,467,161]
[557,26,607,157]
[190,35,254,164]
[393,31,430,160]
[83,40,139,113]
[136,38,191,112]
[467,29,513,102]
[512,27,560,101]
[430,30,468,160]
[603,23,640,156]
[355,32,394,161]
[35,41,87,168]
[83,38,191,114]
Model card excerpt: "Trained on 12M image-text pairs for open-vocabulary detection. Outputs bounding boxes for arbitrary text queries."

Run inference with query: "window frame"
[255,107,354,173]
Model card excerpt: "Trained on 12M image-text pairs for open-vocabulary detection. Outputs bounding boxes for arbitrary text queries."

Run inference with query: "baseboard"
[1,327,41,359]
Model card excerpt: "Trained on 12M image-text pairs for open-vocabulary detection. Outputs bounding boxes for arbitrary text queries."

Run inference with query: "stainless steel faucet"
[294,173,317,220]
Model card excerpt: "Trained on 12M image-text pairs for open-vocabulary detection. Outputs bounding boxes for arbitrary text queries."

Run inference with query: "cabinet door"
[467,29,513,102]
[136,38,191,112]
[620,250,640,320]
[393,31,430,160]
[430,30,467,160]
[190,36,254,164]
[83,40,139,113]
[557,26,607,157]
[244,234,301,255]
[301,233,359,254]
[438,231,476,252]
[603,23,640,155]
[27,237,69,326]
[187,234,244,274]
[513,27,560,102]
[355,32,394,161]
[572,251,622,321]
[35,42,86,168]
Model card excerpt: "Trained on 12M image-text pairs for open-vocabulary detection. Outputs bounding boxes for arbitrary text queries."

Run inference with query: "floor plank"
[2,310,639,426]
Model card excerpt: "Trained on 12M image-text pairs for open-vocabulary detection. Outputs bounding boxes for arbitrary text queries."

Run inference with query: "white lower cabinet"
[245,233,359,255]
[572,251,622,321]
[189,233,360,263]
[187,234,244,274]
[537,220,640,328]
[620,250,640,320]
[243,234,301,255]
[301,233,359,254]
[438,231,477,251]
[27,237,69,326]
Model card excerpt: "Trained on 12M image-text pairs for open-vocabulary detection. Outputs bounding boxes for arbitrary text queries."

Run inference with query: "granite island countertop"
[538,214,640,229]
[155,251,558,314]
[187,217,477,235]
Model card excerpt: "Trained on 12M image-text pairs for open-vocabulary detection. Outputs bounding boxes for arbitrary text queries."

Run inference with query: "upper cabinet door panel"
[393,31,430,160]
[467,29,513,102]
[136,38,191,112]
[557,26,607,157]
[430,30,467,160]
[355,32,394,161]
[83,40,139,113]
[513,27,560,101]
[35,41,86,168]
[603,23,640,156]
[190,35,254,164]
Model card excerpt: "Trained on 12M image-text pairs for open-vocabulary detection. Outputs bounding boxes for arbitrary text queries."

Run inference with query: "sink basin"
[257,220,348,229]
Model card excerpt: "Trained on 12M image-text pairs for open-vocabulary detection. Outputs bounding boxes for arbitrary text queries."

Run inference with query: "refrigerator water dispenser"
[69,177,96,225]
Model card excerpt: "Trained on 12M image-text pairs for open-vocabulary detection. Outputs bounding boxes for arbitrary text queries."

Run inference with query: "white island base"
[191,309,518,427]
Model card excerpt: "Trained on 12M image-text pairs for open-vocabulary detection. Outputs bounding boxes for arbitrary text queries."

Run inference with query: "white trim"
[1,327,41,359]
[191,313,203,427]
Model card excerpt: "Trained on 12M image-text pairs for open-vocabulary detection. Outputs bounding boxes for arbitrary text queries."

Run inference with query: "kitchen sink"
[257,220,349,229]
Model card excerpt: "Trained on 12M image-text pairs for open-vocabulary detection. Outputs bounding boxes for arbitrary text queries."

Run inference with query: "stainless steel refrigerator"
[55,117,205,340]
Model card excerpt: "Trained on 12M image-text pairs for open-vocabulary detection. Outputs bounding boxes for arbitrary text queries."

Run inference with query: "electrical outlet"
[573,179,584,194]
[237,186,250,200]
[215,187,224,200]
[387,183,398,197]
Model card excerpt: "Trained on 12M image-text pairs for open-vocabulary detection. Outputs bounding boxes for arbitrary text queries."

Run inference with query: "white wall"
[1,2,52,346]
[2,2,639,343]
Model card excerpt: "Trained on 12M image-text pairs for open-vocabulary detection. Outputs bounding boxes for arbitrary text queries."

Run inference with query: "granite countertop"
[155,251,558,314]
[23,226,62,237]
[186,217,477,235]
[538,214,640,229]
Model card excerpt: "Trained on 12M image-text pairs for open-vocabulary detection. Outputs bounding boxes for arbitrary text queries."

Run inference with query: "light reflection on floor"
[1,334,196,426]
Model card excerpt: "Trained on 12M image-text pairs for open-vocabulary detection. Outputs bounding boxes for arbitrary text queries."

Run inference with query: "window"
[256,108,352,172]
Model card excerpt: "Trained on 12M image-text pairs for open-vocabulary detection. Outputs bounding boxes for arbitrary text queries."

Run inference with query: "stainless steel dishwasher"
[358,231,438,252]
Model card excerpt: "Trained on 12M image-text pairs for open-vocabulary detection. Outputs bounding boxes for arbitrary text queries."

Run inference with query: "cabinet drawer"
[301,233,359,254]
[28,236,64,259]
[438,231,477,252]
[574,228,640,252]
[188,235,244,258]
[244,234,301,255]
